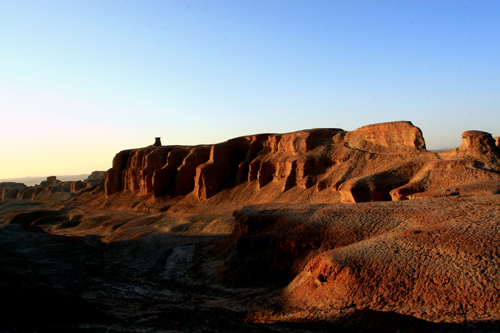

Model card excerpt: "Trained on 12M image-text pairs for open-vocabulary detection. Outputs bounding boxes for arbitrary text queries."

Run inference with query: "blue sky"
[1,0,499,178]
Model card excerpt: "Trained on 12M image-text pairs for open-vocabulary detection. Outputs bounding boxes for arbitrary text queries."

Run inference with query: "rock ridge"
[104,121,500,204]
[1,173,106,202]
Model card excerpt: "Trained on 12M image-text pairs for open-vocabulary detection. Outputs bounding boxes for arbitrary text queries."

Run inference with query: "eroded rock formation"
[40,176,62,188]
[1,172,106,202]
[223,196,500,325]
[105,122,500,204]
[2,121,500,332]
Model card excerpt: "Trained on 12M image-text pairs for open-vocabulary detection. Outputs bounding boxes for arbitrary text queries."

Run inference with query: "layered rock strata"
[105,122,500,203]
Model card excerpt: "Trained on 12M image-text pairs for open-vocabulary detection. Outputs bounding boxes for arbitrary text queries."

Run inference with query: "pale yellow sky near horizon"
[2,2,498,180]
[2,122,491,180]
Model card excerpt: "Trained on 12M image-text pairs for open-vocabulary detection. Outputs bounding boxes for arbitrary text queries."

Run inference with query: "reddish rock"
[175,146,211,194]
[407,180,500,199]
[438,130,500,164]
[344,121,426,154]
[70,181,88,193]
[105,168,121,196]
[390,159,500,201]
[103,122,500,204]
[339,162,423,203]
[40,176,61,188]
[105,149,132,196]
[222,196,500,324]
[194,139,250,200]
[152,148,189,197]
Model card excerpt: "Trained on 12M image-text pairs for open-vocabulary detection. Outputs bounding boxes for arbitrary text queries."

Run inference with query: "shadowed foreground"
[1,193,500,332]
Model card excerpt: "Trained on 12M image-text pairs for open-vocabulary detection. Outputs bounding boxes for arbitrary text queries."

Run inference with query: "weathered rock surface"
[437,130,500,164]
[343,121,427,154]
[407,181,500,199]
[223,195,500,326]
[105,121,500,204]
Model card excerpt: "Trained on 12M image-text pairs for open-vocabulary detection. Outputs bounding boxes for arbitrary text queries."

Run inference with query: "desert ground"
[1,121,500,332]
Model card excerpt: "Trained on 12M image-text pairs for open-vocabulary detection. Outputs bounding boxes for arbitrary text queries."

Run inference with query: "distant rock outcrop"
[1,172,106,202]
[84,171,106,186]
[40,176,62,188]
[104,121,500,204]
[0,182,27,190]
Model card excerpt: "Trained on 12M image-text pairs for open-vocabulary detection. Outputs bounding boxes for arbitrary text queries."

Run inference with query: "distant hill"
[0,174,90,186]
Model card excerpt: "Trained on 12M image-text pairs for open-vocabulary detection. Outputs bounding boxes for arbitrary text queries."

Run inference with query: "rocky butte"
[1,121,500,332]
[105,121,500,203]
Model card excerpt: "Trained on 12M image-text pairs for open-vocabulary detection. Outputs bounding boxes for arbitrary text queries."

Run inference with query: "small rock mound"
[344,121,426,154]
[438,130,500,163]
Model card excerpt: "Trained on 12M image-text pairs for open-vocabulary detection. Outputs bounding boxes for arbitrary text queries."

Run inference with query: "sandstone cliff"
[105,121,500,204]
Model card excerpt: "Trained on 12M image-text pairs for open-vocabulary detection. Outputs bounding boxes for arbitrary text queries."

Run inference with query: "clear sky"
[1,0,499,179]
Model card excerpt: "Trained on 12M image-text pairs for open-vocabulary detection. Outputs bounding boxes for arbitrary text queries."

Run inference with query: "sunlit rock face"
[220,196,500,325]
[343,121,427,154]
[105,121,500,204]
